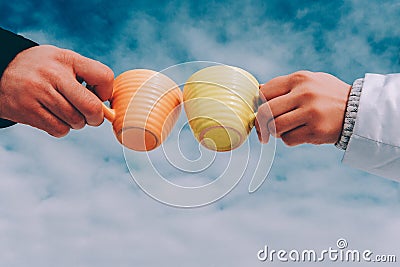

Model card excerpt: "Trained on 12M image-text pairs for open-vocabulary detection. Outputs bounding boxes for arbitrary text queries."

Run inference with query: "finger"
[280,125,312,146]
[69,51,114,101]
[268,108,307,137]
[31,106,71,137]
[254,116,269,143]
[259,74,291,101]
[38,86,86,129]
[57,78,104,126]
[267,93,299,120]
[255,102,273,144]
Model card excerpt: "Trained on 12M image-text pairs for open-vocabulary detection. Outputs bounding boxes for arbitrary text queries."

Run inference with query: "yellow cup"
[102,69,182,151]
[183,65,259,152]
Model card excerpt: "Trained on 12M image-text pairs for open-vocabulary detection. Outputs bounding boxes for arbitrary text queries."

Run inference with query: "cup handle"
[102,103,116,122]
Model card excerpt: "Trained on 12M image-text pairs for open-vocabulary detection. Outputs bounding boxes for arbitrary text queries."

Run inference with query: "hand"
[255,71,351,146]
[0,45,114,137]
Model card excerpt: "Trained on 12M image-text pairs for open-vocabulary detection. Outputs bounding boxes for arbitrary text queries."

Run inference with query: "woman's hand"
[255,71,351,146]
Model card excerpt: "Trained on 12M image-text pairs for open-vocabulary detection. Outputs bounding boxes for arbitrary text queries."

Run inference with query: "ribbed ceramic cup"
[102,69,182,151]
[183,65,259,152]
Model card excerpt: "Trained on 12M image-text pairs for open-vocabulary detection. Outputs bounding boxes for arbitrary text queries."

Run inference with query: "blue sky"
[1,0,400,266]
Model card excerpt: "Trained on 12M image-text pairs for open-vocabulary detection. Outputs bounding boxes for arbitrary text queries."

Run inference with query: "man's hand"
[0,45,114,137]
[255,71,351,146]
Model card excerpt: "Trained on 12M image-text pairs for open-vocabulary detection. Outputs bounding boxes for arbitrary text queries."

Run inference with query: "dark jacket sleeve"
[0,27,38,128]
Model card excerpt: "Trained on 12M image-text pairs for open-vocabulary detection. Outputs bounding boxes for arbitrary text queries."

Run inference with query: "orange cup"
[102,69,182,151]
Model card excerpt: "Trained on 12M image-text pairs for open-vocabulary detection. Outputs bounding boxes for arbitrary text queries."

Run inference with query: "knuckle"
[70,113,86,129]
[57,48,76,65]
[289,70,312,84]
[102,66,115,84]
[87,98,102,115]
[40,44,58,51]
[297,88,316,101]
[42,45,64,60]
[37,63,61,80]
[282,136,297,147]
[83,98,103,125]
[24,77,45,91]
[307,105,323,119]
[50,124,70,138]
